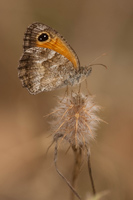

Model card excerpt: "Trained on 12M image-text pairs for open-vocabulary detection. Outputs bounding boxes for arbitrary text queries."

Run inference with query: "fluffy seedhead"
[50,92,102,149]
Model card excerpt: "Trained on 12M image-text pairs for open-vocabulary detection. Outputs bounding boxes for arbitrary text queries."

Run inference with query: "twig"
[54,141,82,200]
[71,146,82,200]
[87,148,96,195]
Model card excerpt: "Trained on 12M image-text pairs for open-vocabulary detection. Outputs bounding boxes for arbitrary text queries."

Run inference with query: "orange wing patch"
[36,36,78,70]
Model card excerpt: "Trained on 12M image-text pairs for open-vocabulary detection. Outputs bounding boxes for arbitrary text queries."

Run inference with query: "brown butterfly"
[18,23,92,94]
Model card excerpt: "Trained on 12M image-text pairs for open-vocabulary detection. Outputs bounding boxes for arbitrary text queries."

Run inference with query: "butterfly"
[18,22,92,94]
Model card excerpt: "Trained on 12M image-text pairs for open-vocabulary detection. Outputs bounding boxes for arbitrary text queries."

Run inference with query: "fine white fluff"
[50,92,102,148]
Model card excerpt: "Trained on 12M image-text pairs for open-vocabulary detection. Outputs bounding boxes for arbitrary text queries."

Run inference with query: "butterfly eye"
[38,33,49,42]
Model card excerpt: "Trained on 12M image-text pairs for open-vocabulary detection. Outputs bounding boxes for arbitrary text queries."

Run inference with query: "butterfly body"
[18,23,92,94]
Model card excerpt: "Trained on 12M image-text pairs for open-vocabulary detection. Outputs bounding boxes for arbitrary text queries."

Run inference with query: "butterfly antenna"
[85,53,107,70]
[88,63,107,69]
[89,53,107,65]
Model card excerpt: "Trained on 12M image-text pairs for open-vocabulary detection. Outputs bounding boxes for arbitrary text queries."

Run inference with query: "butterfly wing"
[18,47,76,94]
[23,23,49,51]
[18,23,92,94]
[23,23,80,69]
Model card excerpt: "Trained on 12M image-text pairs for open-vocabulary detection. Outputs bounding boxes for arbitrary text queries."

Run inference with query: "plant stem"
[71,146,82,200]
[54,141,81,200]
[87,149,96,195]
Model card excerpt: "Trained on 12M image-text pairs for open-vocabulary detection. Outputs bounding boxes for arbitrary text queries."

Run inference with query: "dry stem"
[54,141,81,200]
[71,146,82,200]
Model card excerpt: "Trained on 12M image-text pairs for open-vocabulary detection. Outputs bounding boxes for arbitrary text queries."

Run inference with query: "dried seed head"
[50,92,102,148]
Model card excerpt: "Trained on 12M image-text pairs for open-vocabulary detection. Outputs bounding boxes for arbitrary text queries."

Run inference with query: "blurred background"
[0,0,133,199]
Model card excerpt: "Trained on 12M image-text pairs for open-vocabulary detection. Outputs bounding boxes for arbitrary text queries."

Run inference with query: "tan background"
[0,0,133,199]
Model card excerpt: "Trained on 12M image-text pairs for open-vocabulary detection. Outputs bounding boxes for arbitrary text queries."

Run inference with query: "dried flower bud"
[50,92,102,148]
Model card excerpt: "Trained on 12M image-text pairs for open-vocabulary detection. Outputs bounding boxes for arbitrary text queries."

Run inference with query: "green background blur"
[0,0,133,199]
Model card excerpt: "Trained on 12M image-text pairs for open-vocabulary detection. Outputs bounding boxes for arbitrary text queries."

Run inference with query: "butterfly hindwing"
[18,47,75,94]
